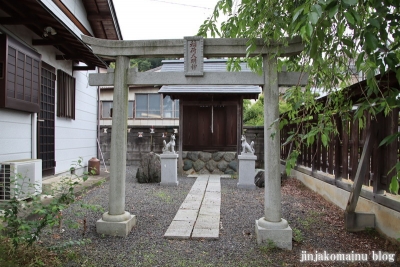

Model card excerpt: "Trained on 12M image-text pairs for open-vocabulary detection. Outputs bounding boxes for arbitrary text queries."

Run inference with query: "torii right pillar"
[255,55,292,250]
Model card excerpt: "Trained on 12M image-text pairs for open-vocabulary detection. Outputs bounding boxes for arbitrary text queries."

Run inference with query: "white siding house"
[0,0,122,177]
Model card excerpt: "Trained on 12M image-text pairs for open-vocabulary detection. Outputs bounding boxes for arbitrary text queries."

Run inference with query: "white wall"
[0,109,32,162]
[39,0,94,37]
[54,65,98,174]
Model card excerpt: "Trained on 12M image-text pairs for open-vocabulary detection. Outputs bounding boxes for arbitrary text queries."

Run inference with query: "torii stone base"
[237,153,257,189]
[255,218,292,250]
[96,211,136,237]
[160,153,179,186]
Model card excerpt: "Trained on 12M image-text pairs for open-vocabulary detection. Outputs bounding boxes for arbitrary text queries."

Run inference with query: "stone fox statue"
[163,134,176,153]
[241,135,255,154]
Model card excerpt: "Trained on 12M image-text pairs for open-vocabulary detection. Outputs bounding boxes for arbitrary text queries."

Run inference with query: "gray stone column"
[255,55,292,249]
[96,56,136,237]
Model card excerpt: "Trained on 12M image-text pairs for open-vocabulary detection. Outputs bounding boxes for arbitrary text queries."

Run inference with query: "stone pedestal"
[237,153,257,189]
[97,211,137,237]
[160,152,179,186]
[255,218,292,249]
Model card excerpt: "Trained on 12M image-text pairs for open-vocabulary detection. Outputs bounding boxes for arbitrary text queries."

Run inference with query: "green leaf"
[321,134,328,147]
[342,0,357,6]
[311,4,323,17]
[365,32,378,50]
[306,23,313,38]
[389,176,399,195]
[344,11,355,25]
[292,6,304,22]
[328,4,339,18]
[310,40,318,58]
[309,12,319,25]
[379,133,400,146]
[338,23,345,39]
[367,18,380,29]
[342,38,354,48]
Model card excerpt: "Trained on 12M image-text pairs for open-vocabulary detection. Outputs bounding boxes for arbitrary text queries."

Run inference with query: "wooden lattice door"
[38,62,55,176]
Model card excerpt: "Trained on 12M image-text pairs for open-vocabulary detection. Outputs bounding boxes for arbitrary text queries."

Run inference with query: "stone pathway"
[164,174,221,239]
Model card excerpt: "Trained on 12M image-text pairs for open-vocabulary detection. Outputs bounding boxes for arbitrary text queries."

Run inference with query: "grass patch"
[0,235,62,267]
[259,239,277,253]
[153,191,172,203]
[292,228,304,243]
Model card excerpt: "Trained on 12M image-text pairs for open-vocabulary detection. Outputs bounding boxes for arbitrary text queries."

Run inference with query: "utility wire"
[148,0,212,10]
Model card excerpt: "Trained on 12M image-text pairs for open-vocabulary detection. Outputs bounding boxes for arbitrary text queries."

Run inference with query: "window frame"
[101,100,135,119]
[0,34,41,113]
[135,93,179,119]
[57,69,75,119]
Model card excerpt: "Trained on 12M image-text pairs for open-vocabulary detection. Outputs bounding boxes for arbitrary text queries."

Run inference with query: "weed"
[154,191,172,203]
[0,235,62,266]
[259,239,277,253]
[292,228,304,243]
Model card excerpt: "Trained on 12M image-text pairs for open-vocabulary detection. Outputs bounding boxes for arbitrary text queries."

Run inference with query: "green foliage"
[243,95,264,126]
[199,0,400,178]
[109,58,164,71]
[0,235,62,267]
[48,239,91,253]
[0,158,101,249]
[259,239,277,253]
[130,58,164,72]
[292,228,304,243]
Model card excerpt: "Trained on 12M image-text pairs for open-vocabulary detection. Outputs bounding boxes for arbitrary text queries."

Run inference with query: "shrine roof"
[159,59,252,72]
[159,85,261,94]
[158,59,261,97]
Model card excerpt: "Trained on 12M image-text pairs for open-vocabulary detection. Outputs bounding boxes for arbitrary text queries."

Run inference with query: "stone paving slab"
[208,175,221,183]
[164,174,221,240]
[173,209,198,221]
[199,205,220,215]
[191,228,219,240]
[194,214,220,229]
[180,200,202,210]
[204,191,221,200]
[164,220,195,239]
[202,197,220,206]
[205,183,221,192]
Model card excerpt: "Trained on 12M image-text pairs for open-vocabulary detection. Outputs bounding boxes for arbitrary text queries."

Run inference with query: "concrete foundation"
[96,212,136,237]
[287,165,400,240]
[160,153,179,186]
[238,153,257,189]
[255,218,292,250]
[345,212,375,232]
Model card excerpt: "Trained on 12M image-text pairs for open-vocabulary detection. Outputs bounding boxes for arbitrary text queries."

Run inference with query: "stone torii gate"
[83,35,305,249]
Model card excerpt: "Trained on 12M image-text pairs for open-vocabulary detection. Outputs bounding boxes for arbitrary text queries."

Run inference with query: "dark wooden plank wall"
[280,108,399,194]
[182,104,238,151]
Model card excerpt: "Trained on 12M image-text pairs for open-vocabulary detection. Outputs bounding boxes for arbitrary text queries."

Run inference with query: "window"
[57,70,75,119]
[163,96,179,118]
[0,34,40,113]
[136,94,161,118]
[101,101,134,119]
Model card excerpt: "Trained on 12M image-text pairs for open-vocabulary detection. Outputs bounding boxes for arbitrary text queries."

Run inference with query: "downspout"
[31,113,37,159]
[97,68,101,159]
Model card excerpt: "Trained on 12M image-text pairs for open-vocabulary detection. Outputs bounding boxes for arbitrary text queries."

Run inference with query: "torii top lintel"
[81,35,304,60]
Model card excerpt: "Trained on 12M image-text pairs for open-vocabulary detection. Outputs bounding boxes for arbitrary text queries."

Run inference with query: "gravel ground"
[40,166,400,267]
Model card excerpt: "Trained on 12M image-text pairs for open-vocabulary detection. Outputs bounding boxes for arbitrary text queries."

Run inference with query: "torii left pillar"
[96,56,137,236]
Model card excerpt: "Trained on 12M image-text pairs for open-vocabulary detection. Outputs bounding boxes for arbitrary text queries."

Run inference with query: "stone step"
[164,175,221,240]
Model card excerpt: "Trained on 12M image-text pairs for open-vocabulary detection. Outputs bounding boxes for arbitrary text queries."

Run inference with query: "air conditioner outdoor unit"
[0,159,42,201]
